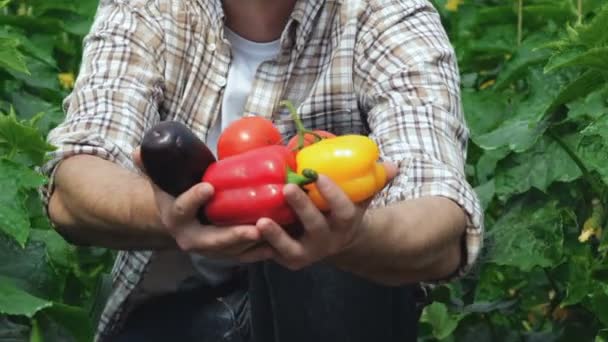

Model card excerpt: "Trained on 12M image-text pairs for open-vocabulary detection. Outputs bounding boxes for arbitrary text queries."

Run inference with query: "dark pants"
[112,262,422,342]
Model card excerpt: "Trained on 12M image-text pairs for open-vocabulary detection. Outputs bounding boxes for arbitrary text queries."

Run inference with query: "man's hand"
[256,163,398,270]
[133,148,274,263]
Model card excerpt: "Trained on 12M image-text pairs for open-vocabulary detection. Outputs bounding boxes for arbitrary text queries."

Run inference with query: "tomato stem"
[280,100,324,150]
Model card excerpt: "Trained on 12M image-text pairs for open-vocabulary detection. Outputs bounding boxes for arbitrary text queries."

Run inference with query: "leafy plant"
[421,0,608,340]
[0,1,114,341]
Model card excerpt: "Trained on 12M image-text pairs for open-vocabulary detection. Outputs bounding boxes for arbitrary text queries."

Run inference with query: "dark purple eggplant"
[140,121,216,222]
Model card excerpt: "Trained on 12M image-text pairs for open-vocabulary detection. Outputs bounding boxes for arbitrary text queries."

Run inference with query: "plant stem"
[578,0,583,24]
[280,100,324,150]
[286,168,317,186]
[543,268,559,298]
[517,0,523,46]
[7,147,16,160]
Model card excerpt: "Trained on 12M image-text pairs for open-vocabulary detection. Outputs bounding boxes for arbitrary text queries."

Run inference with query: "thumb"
[132,146,145,173]
[382,161,399,181]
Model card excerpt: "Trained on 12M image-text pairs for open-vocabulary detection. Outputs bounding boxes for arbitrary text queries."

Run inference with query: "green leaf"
[567,85,608,121]
[0,29,58,69]
[0,233,66,301]
[589,285,608,326]
[0,15,64,35]
[0,277,52,318]
[44,304,93,342]
[0,111,56,165]
[474,180,495,211]
[462,89,507,138]
[8,92,64,135]
[494,135,582,201]
[0,159,45,246]
[488,200,567,272]
[475,147,510,183]
[548,70,606,114]
[469,24,516,55]
[474,115,550,153]
[494,33,553,90]
[0,177,30,246]
[0,36,28,74]
[560,250,594,306]
[548,3,608,49]
[581,114,608,142]
[6,56,61,91]
[576,135,608,185]
[30,229,75,272]
[0,0,10,9]
[473,67,579,153]
[28,0,100,17]
[545,46,608,72]
[420,302,464,340]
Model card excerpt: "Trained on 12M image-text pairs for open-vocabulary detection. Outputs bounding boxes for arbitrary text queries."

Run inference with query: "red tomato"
[286,130,336,152]
[217,116,283,160]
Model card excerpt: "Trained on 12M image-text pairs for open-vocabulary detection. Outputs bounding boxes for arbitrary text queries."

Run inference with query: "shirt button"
[208,43,217,52]
[217,77,227,87]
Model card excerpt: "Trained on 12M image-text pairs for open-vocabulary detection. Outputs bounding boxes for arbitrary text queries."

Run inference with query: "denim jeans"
[112,262,422,342]
[112,274,250,342]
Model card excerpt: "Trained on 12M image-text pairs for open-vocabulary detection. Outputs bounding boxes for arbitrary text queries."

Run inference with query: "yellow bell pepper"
[296,135,387,210]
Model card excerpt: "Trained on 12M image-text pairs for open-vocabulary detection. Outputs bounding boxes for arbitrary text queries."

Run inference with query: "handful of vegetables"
[140,100,388,226]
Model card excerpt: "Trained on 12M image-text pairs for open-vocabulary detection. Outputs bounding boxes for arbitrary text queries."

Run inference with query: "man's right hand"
[133,148,273,263]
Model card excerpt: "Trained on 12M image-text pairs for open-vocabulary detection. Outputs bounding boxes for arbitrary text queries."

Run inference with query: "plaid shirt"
[41,0,484,340]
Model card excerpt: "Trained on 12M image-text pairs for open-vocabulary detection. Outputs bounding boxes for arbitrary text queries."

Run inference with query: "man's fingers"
[166,183,213,227]
[315,175,353,211]
[257,218,304,260]
[132,146,144,172]
[176,224,260,253]
[237,244,275,263]
[315,175,358,228]
[283,184,327,234]
[382,161,399,181]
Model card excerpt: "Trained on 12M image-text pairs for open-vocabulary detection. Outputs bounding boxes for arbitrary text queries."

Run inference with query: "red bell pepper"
[202,145,317,226]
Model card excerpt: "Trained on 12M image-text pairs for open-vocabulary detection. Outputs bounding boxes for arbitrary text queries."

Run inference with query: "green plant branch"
[7,146,17,160]
[517,0,523,46]
[578,0,583,24]
[543,268,564,326]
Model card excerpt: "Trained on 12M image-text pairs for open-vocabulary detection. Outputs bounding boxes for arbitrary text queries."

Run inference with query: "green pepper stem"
[286,168,318,186]
[280,100,324,149]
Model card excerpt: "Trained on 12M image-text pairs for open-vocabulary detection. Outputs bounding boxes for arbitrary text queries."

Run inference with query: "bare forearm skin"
[48,155,176,250]
[332,196,467,286]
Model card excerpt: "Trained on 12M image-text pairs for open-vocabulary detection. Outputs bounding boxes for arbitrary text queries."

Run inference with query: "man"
[42,0,483,341]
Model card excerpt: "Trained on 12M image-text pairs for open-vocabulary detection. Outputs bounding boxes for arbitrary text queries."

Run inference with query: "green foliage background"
[0,0,607,341]
[421,0,608,341]
[0,1,114,341]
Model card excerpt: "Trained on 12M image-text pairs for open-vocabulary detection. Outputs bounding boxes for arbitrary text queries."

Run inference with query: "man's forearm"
[48,155,176,250]
[331,196,467,286]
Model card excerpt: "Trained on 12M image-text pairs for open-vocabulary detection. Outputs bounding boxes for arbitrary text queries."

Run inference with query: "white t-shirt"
[189,27,281,286]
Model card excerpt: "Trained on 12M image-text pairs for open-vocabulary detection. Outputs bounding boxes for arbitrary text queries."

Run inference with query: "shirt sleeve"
[40,0,165,210]
[354,0,484,280]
